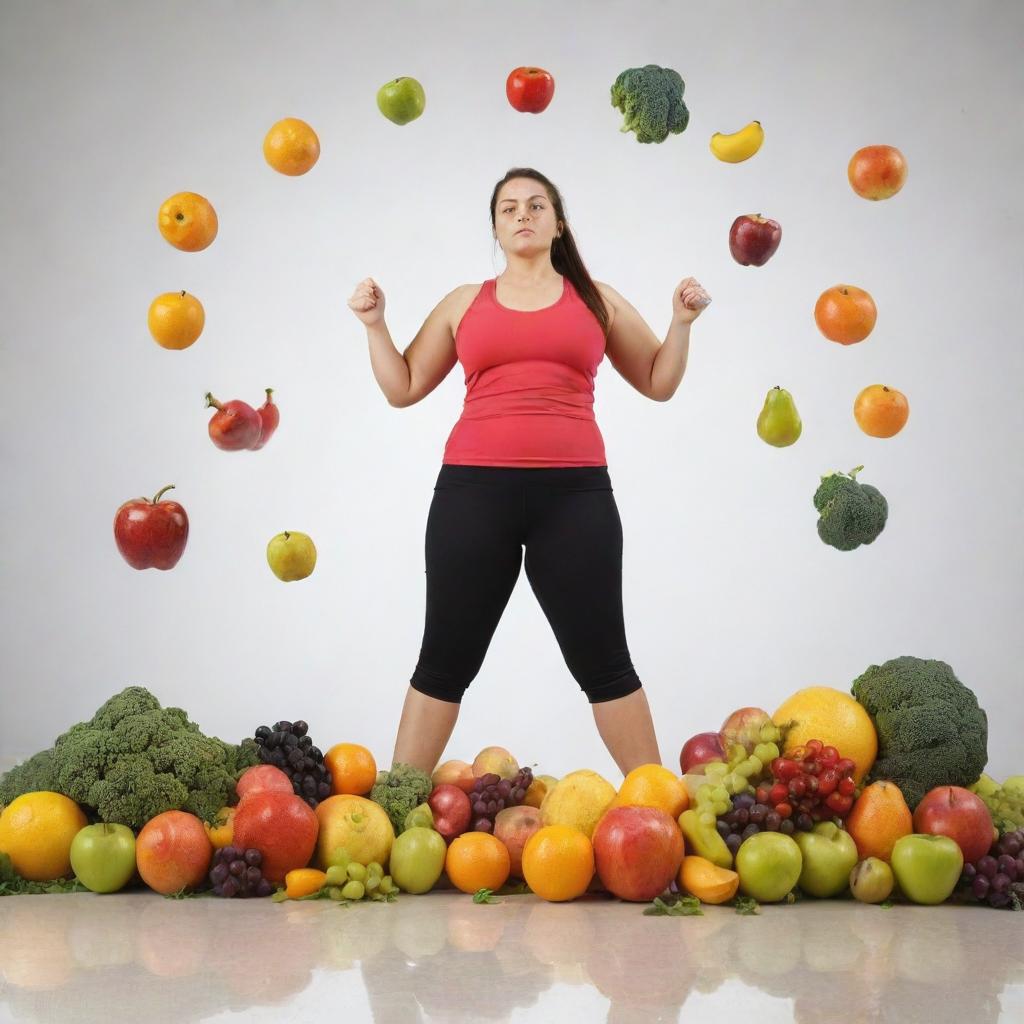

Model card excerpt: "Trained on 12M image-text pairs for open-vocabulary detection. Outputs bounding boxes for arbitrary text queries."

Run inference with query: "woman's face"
[494,179,562,253]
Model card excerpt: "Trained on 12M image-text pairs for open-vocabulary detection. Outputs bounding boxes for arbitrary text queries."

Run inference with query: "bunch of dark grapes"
[716,792,803,857]
[253,720,332,809]
[960,828,1024,909]
[209,846,273,898]
[470,768,534,833]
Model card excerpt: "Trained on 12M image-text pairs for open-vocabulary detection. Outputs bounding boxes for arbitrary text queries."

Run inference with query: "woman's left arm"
[597,278,711,403]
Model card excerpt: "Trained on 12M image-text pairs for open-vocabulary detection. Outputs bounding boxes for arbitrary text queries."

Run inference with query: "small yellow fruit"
[263,118,320,176]
[267,531,317,581]
[148,290,205,349]
[710,120,764,163]
[0,792,88,881]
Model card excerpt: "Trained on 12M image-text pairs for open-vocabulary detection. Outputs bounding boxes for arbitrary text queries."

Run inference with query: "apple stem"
[180,289,186,297]
[205,392,223,410]
[265,387,274,400]
[283,531,290,540]
[152,484,176,503]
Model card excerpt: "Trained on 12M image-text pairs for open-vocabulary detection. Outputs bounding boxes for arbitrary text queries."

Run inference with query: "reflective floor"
[0,889,1021,1023]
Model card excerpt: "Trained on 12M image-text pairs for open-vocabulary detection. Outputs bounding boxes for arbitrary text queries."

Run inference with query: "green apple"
[794,822,859,897]
[70,823,136,893]
[735,831,802,902]
[376,77,426,125]
[267,530,316,581]
[890,833,963,905]
[849,856,895,903]
[389,826,446,894]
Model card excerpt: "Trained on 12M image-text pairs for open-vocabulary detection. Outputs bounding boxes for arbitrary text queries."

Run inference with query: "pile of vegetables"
[0,686,259,829]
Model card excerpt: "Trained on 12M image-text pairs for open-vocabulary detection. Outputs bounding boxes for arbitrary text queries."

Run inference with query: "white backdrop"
[2,0,1021,783]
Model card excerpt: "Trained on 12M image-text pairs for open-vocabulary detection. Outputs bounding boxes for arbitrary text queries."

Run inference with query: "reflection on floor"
[0,891,1022,1023]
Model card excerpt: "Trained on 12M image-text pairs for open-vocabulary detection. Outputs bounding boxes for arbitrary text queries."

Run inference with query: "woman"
[347,167,711,778]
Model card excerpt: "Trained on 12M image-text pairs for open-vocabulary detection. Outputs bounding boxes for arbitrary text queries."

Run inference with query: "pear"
[757,386,802,447]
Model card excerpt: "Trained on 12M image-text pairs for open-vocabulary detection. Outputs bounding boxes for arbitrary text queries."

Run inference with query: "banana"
[709,120,764,163]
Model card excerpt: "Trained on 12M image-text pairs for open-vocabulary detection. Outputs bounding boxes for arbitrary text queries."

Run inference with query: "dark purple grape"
[780,819,795,836]
[473,801,487,816]
[1016,857,1024,877]
[229,860,246,877]
[497,781,511,799]
[997,855,1018,881]
[511,788,525,802]
[1001,834,1022,856]
[255,726,272,740]
[749,806,766,826]
[222,846,239,862]
[210,863,229,885]
[483,773,501,787]
[962,862,977,881]
[318,782,331,799]
[741,823,760,842]
[992,873,1011,894]
[297,735,313,751]
[725,833,743,855]
[972,875,990,900]
[309,747,323,763]
[796,813,813,832]
[246,866,262,886]
[989,890,1011,908]
[222,877,240,898]
[256,879,273,897]
[288,746,305,765]
[282,733,299,749]
[292,720,308,737]
[764,812,781,831]
[472,779,485,794]
[244,849,262,867]
[473,818,493,833]
[302,757,315,772]
[272,749,287,767]
[212,884,224,897]
[734,794,756,810]
[301,776,316,796]
[977,855,998,879]
[716,820,731,839]
[734,808,750,826]
[264,731,281,749]
[274,720,293,733]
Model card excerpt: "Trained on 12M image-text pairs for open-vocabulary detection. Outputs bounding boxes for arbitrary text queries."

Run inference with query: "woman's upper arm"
[396,287,463,407]
[595,282,663,401]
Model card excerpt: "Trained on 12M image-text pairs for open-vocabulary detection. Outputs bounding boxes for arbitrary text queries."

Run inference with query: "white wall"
[2,0,1021,782]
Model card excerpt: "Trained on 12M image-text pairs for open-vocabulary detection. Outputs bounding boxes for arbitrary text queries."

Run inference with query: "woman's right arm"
[348,278,459,408]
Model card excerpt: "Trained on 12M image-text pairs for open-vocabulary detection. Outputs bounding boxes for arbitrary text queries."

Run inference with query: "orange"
[0,792,88,881]
[845,781,913,862]
[203,806,236,849]
[158,191,218,251]
[263,117,321,176]
[324,743,378,796]
[521,825,595,902]
[854,384,909,438]
[148,290,205,349]
[848,145,908,201]
[445,832,511,895]
[314,794,393,869]
[814,284,877,345]
[608,764,689,819]
[773,686,878,783]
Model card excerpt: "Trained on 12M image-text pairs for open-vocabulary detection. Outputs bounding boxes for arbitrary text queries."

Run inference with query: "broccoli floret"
[370,762,434,835]
[610,64,689,144]
[851,655,988,809]
[0,748,56,809]
[0,687,260,829]
[813,465,888,550]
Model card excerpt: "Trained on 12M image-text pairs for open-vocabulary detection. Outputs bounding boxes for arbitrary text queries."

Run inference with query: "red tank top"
[442,276,608,467]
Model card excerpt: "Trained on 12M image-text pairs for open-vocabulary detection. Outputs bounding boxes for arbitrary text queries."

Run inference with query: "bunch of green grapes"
[970,775,1024,834]
[702,740,782,799]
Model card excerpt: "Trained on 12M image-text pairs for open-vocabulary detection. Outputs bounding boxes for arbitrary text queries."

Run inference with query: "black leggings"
[410,464,644,705]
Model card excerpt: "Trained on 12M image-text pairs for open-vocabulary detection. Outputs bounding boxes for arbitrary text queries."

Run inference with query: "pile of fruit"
[0,666,1018,914]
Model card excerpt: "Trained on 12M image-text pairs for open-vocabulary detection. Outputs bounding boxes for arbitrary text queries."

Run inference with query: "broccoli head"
[370,762,434,835]
[851,655,988,809]
[813,465,888,550]
[611,64,689,144]
[0,686,260,829]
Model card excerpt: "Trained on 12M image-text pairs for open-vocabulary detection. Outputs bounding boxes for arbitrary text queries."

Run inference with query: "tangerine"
[148,290,205,349]
[521,825,595,902]
[263,117,321,176]
[814,284,877,345]
[854,384,909,438]
[324,743,378,796]
[445,832,511,895]
[0,792,88,882]
[608,764,690,818]
[158,192,218,251]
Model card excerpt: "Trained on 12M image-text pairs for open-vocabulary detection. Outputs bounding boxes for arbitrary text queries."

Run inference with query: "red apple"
[428,784,472,844]
[505,66,555,114]
[679,731,726,774]
[205,392,262,451]
[913,785,995,864]
[728,214,782,267]
[848,144,907,200]
[251,388,279,450]
[113,484,189,570]
[592,806,685,902]
[720,706,774,754]
[232,790,319,884]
